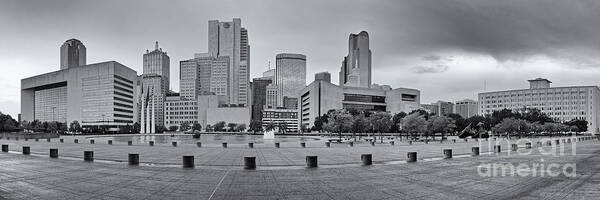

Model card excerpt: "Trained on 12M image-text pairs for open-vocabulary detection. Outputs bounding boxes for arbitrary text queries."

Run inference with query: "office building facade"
[455,99,478,118]
[478,78,600,133]
[262,108,299,132]
[143,42,170,90]
[275,53,306,107]
[208,18,250,106]
[21,61,137,130]
[251,77,272,121]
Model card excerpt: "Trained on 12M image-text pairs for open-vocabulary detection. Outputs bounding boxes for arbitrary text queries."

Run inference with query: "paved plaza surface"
[0,135,598,199]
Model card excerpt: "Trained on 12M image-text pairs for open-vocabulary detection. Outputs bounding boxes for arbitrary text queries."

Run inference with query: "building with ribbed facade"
[455,99,478,118]
[60,39,86,70]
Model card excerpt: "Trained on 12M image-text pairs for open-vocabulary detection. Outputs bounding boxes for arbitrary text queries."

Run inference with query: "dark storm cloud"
[373,0,600,67]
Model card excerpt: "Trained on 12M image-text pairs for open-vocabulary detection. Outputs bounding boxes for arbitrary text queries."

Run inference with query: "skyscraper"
[143,41,170,90]
[179,56,230,100]
[208,18,250,106]
[251,76,272,121]
[138,42,170,133]
[275,53,306,107]
[339,31,371,88]
[60,39,86,69]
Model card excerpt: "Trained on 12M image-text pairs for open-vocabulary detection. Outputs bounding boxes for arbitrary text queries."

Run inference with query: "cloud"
[411,65,449,74]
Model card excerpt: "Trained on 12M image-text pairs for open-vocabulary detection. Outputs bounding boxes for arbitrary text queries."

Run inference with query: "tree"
[390,112,407,133]
[180,122,191,131]
[192,123,202,131]
[214,121,226,132]
[313,115,328,132]
[155,125,166,133]
[369,112,393,143]
[249,120,263,133]
[351,113,369,141]
[0,112,18,132]
[447,113,467,133]
[132,122,140,133]
[235,124,247,132]
[265,121,276,132]
[401,113,427,140]
[205,124,213,132]
[408,109,431,120]
[69,120,81,132]
[427,116,456,140]
[323,109,353,141]
[169,125,178,132]
[59,122,68,133]
[227,123,237,132]
[278,121,288,134]
[564,119,587,133]
[47,121,58,133]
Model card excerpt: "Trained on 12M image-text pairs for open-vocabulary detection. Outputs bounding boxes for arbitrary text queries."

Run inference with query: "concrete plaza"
[0,135,598,199]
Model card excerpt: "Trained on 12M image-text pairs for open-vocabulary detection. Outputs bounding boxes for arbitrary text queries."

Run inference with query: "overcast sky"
[2,0,600,118]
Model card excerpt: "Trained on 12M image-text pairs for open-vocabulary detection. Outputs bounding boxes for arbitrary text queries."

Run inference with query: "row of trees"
[312,107,589,141]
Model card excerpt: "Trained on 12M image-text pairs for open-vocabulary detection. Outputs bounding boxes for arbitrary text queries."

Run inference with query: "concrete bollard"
[407,152,417,162]
[555,140,560,145]
[128,154,139,165]
[172,141,177,147]
[348,141,354,147]
[452,139,456,143]
[74,139,78,143]
[222,142,228,148]
[494,145,501,153]
[149,141,154,146]
[301,142,306,148]
[546,141,552,146]
[275,142,280,148]
[46,138,51,142]
[22,146,30,155]
[306,156,318,168]
[464,138,468,142]
[83,151,93,161]
[443,149,452,159]
[390,141,395,146]
[196,142,202,148]
[325,142,330,147]
[244,157,256,170]
[90,139,95,144]
[370,141,375,146]
[35,138,39,142]
[525,142,532,149]
[128,141,133,146]
[248,143,254,148]
[182,156,194,168]
[472,147,480,156]
[49,148,58,158]
[1,144,7,152]
[108,140,112,145]
[408,141,412,145]
[15,137,18,141]
[361,154,372,166]
[511,144,518,151]
[60,138,64,143]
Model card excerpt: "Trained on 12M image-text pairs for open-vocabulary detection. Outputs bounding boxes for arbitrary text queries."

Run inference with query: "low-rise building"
[298,77,420,129]
[262,108,299,132]
[21,61,137,131]
[478,78,600,133]
[455,99,478,118]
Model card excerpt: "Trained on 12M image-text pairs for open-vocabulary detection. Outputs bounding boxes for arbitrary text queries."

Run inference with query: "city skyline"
[3,0,600,118]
